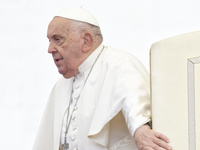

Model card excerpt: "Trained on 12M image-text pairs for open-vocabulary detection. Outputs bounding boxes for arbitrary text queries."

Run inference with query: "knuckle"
[155,132,161,138]
[157,140,161,145]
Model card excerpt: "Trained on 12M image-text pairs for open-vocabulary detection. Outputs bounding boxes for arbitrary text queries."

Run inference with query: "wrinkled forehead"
[48,17,71,30]
[47,17,72,37]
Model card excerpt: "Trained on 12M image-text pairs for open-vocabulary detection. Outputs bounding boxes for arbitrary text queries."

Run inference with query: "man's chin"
[58,68,77,79]
[59,71,72,79]
[58,69,67,78]
[62,74,71,79]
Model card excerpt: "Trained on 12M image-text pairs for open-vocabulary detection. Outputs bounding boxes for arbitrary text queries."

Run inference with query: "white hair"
[69,19,103,43]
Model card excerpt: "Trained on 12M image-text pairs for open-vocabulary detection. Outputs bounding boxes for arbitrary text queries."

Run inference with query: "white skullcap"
[55,7,100,27]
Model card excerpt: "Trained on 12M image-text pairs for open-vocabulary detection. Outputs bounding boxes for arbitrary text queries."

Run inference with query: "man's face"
[47,17,84,78]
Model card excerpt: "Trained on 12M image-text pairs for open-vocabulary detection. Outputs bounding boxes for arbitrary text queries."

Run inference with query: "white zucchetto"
[55,7,100,27]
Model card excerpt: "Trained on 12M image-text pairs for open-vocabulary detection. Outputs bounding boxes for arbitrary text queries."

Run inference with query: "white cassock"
[32,44,151,150]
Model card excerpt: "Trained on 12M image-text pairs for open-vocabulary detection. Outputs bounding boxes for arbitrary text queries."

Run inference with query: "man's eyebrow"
[47,34,63,39]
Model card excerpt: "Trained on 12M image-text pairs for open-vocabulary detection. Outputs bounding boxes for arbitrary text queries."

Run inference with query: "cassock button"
[75,74,82,79]
[74,106,78,111]
[75,85,80,89]
[71,137,76,141]
[73,126,76,131]
[74,94,80,99]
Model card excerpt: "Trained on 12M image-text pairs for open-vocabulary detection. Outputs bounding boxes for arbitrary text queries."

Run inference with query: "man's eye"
[54,37,63,45]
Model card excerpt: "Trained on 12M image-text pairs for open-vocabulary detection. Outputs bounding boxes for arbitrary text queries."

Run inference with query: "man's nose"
[48,42,57,53]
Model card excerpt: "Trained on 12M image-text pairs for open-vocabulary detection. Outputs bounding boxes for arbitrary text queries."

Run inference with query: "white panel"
[150,31,200,150]
[194,63,200,150]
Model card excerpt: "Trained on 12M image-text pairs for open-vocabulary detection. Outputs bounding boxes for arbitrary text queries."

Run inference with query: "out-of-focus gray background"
[0,0,199,149]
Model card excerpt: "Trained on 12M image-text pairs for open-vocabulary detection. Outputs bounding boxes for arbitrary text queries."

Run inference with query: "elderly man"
[33,8,172,150]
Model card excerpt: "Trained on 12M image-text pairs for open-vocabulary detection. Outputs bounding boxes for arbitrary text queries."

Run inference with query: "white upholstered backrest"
[150,31,200,150]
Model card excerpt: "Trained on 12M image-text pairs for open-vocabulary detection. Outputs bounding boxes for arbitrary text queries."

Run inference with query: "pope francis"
[32,7,172,150]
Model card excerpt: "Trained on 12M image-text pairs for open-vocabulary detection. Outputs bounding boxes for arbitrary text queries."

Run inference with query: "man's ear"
[82,32,93,53]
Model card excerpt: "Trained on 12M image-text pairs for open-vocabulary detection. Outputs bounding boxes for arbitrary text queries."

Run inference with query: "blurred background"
[0,0,200,149]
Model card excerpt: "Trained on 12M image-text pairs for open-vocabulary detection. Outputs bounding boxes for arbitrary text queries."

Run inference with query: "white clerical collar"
[78,44,104,73]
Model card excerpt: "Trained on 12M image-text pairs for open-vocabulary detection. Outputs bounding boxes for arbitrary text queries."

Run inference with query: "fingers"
[134,125,172,150]
[155,132,170,143]
[153,133,172,150]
